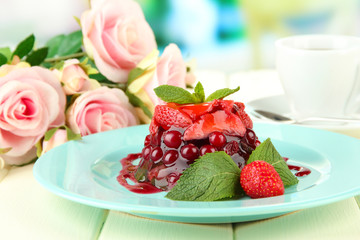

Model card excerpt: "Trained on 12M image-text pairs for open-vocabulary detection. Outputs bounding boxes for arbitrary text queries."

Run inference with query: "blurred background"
[0,0,359,72]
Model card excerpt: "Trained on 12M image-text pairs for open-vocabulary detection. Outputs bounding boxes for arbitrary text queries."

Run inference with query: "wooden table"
[1,70,360,240]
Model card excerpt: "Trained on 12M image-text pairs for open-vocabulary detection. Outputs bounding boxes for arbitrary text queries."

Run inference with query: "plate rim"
[33,123,360,218]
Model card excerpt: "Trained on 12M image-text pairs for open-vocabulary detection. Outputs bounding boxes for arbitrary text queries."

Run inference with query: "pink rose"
[0,67,66,165]
[0,62,31,77]
[144,44,187,107]
[66,86,139,136]
[41,129,68,155]
[54,59,100,95]
[81,0,157,83]
[157,44,186,88]
[126,44,188,123]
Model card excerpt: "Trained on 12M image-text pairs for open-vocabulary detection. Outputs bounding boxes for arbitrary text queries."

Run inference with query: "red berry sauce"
[283,157,311,177]
[116,153,163,194]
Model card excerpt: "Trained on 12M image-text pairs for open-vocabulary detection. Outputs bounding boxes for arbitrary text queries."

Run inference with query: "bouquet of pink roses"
[0,0,195,166]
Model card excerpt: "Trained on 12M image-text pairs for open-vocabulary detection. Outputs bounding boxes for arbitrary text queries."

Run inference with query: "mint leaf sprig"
[154,82,240,104]
[165,151,243,201]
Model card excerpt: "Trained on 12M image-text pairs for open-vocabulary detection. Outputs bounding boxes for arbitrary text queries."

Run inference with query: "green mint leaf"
[65,126,82,141]
[0,53,7,66]
[247,138,298,186]
[128,67,146,85]
[57,30,82,56]
[0,47,12,60]
[44,127,60,141]
[46,34,66,58]
[192,81,205,102]
[126,90,153,118]
[12,34,35,59]
[154,85,198,104]
[166,151,243,201]
[25,47,48,66]
[0,147,12,154]
[205,86,240,102]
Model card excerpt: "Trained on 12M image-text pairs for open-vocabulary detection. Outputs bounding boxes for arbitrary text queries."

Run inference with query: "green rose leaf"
[128,67,146,85]
[205,86,240,102]
[247,138,299,186]
[154,85,198,104]
[46,34,66,58]
[12,34,35,59]
[89,72,108,82]
[35,140,43,157]
[0,147,12,154]
[83,58,108,82]
[166,151,243,201]
[126,90,153,119]
[57,30,83,56]
[0,47,12,60]
[65,126,82,141]
[44,127,60,141]
[26,47,48,66]
[0,53,7,66]
[74,16,81,27]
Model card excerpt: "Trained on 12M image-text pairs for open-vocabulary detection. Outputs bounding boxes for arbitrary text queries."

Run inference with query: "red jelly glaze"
[118,100,260,193]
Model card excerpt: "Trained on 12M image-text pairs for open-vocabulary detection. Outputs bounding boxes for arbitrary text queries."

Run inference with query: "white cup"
[276,35,360,119]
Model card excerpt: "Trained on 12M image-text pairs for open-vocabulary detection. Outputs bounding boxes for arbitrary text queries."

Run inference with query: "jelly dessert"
[117,98,260,193]
[117,83,310,198]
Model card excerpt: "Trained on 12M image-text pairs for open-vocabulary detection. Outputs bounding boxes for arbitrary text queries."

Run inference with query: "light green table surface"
[1,70,360,239]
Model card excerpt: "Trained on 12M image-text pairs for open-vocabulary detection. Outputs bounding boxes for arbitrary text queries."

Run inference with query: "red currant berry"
[245,129,256,146]
[223,141,240,156]
[150,146,163,162]
[151,131,163,146]
[163,150,179,166]
[167,172,180,186]
[144,134,151,146]
[142,146,152,160]
[200,145,216,156]
[180,144,199,162]
[163,131,182,149]
[209,131,226,148]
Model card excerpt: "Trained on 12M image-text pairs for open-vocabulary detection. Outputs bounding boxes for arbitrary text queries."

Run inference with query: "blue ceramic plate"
[33,123,360,223]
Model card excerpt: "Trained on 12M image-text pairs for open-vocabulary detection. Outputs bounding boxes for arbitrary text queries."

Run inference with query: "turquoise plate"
[33,123,360,223]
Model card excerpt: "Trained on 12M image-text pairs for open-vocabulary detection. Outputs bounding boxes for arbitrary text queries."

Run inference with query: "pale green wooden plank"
[234,197,360,240]
[99,211,233,240]
[0,163,107,240]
